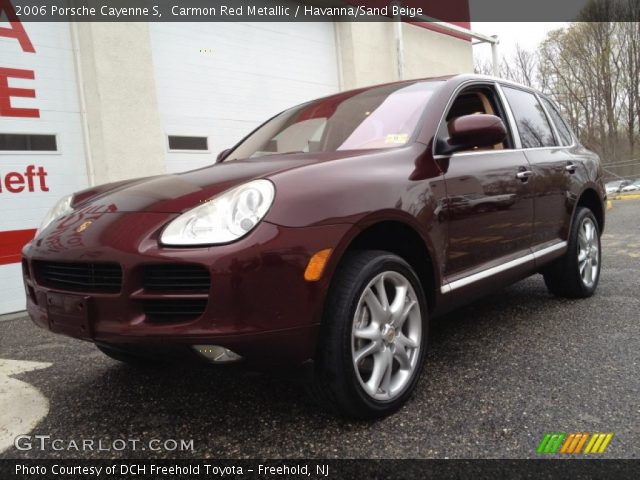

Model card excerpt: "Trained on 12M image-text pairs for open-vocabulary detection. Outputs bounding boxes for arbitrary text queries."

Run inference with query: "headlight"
[35,194,74,237]
[160,179,275,246]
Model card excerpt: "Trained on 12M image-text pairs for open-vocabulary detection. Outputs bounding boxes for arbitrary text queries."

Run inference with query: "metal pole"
[411,17,500,76]
[491,36,500,76]
[415,18,499,44]
[392,1,405,80]
[70,23,96,187]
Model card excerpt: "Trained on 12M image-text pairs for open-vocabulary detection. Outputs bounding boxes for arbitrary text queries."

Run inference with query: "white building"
[0,12,473,314]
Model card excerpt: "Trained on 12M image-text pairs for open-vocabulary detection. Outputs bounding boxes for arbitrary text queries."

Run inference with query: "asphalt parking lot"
[1,199,639,460]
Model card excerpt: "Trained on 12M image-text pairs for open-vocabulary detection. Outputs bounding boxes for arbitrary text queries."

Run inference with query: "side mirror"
[217,148,231,162]
[439,114,507,155]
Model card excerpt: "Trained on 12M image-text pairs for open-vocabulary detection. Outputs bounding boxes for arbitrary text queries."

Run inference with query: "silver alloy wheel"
[578,217,599,287]
[351,271,422,401]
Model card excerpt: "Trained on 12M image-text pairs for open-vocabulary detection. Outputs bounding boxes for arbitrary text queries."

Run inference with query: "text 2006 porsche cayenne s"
[22,74,605,418]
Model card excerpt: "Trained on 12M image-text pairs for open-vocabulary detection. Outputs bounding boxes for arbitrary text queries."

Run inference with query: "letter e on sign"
[0,67,39,118]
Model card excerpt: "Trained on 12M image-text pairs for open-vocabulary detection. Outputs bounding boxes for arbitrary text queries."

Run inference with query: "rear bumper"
[22,213,352,365]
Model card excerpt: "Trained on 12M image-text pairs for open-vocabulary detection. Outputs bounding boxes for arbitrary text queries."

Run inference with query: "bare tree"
[502,45,538,87]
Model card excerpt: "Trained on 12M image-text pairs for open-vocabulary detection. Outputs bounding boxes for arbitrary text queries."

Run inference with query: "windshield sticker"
[385,133,409,144]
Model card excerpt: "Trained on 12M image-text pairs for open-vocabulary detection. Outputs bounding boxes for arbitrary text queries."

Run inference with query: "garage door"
[149,22,340,173]
[0,21,88,314]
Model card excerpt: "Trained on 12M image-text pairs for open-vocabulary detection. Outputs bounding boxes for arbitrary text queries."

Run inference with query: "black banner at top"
[3,0,640,22]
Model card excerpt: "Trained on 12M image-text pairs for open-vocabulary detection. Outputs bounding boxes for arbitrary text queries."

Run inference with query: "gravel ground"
[1,199,638,460]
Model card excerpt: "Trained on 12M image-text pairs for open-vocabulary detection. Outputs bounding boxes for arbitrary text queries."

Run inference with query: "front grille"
[141,299,208,323]
[143,264,211,293]
[22,259,30,278]
[140,264,210,322]
[33,261,122,293]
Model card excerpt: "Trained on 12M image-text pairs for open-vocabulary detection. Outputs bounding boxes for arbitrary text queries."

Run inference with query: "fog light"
[193,345,243,363]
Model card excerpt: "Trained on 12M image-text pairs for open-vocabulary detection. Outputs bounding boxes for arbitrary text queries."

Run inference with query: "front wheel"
[542,207,601,298]
[308,250,428,419]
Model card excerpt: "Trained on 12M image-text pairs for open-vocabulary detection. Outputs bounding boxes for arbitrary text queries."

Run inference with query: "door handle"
[565,163,577,173]
[516,170,533,180]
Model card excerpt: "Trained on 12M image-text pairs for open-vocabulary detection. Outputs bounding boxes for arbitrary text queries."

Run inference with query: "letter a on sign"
[0,0,35,53]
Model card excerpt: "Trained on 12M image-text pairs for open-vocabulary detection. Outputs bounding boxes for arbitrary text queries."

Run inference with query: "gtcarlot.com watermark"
[14,435,195,452]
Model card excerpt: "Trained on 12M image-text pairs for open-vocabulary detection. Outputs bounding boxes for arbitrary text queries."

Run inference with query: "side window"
[437,85,514,152]
[502,87,557,148]
[540,96,573,146]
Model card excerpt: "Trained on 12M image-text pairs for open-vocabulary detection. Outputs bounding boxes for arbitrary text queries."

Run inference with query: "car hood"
[71,154,333,214]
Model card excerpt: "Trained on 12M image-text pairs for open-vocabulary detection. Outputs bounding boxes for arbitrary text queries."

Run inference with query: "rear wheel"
[309,250,428,419]
[542,207,601,298]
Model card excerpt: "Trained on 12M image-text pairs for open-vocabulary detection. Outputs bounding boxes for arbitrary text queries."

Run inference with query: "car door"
[501,87,574,248]
[436,83,535,283]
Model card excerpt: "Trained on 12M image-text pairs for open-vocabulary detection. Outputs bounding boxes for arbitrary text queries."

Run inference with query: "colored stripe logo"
[537,432,613,454]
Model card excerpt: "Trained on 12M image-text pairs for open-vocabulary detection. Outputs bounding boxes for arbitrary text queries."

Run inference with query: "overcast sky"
[471,22,568,65]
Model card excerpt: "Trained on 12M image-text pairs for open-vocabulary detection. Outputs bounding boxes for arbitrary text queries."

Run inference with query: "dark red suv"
[22,74,605,418]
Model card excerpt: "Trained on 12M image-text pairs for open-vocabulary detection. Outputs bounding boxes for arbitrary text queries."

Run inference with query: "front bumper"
[22,211,351,365]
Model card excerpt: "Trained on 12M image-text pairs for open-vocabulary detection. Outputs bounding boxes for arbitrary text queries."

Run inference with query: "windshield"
[225,81,443,160]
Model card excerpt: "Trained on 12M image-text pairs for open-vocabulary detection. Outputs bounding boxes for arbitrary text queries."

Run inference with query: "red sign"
[0,164,49,193]
[0,228,36,265]
[0,67,39,118]
[0,0,39,118]
[0,0,45,267]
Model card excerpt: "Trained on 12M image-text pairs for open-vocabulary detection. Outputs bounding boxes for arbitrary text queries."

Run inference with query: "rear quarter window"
[540,96,574,146]
[502,87,557,149]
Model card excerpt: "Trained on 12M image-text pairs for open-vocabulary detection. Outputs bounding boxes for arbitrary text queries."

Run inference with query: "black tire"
[542,207,601,298]
[96,343,162,367]
[308,250,428,419]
